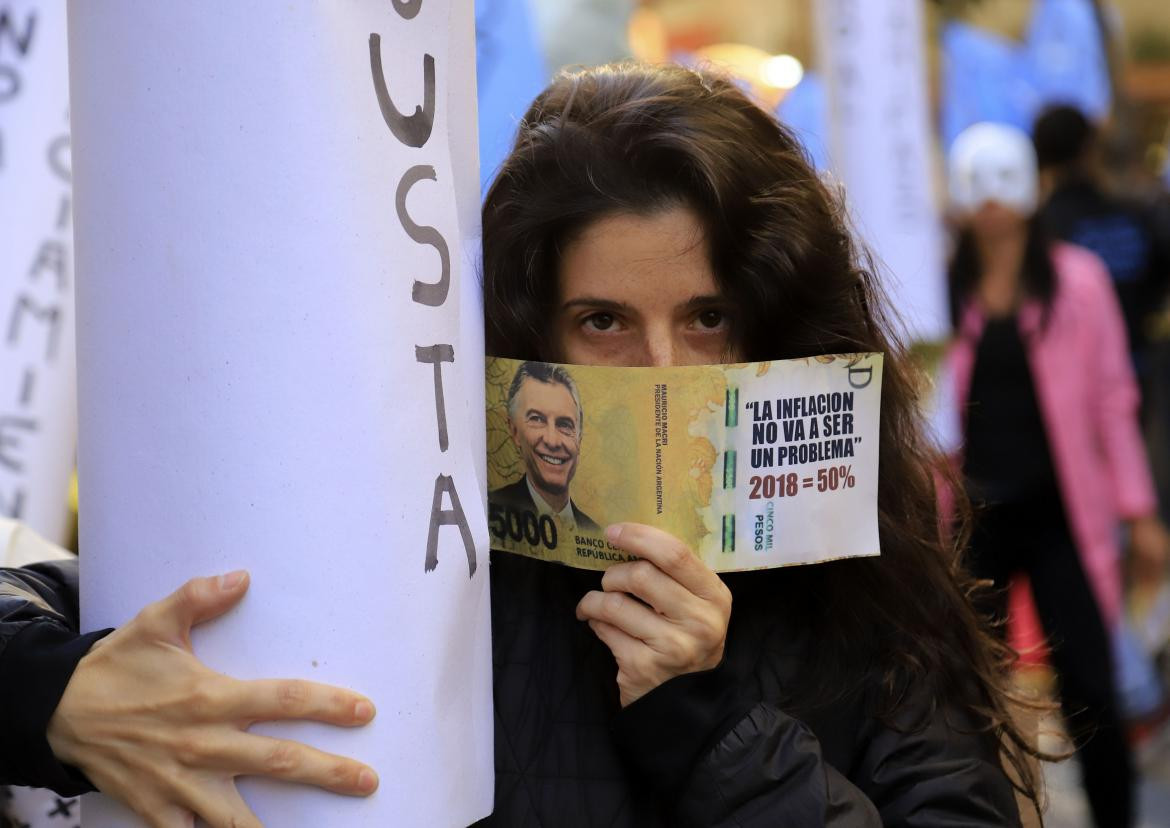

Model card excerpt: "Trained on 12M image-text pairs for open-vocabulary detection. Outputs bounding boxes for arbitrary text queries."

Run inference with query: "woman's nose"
[643,327,677,367]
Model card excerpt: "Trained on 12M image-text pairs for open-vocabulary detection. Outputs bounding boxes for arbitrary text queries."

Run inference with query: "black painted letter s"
[397,165,451,306]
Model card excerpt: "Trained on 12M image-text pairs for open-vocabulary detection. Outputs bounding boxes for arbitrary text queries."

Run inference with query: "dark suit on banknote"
[490,477,601,532]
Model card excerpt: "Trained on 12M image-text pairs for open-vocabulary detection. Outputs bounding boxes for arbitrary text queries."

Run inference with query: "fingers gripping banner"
[69,2,492,825]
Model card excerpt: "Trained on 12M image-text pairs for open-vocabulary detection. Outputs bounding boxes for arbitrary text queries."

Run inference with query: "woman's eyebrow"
[679,294,727,311]
[561,297,631,312]
[561,295,727,313]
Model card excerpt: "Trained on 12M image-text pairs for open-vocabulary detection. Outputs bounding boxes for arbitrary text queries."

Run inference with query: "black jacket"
[1040,177,1170,358]
[1,555,1021,826]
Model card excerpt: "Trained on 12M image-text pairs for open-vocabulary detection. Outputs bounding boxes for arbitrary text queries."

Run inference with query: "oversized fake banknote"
[485,354,883,572]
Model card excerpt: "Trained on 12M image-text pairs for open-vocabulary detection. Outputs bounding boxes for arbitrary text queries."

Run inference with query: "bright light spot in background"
[761,54,804,90]
[686,46,806,109]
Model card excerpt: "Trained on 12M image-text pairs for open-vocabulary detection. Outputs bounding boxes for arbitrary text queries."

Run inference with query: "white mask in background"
[947,122,1039,216]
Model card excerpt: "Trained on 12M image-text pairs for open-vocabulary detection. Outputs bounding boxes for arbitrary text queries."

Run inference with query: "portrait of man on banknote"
[491,361,600,532]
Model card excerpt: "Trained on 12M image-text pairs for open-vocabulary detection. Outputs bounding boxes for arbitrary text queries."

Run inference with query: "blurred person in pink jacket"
[946,122,1170,828]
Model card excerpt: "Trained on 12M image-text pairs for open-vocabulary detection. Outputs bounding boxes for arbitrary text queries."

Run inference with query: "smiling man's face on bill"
[508,377,581,501]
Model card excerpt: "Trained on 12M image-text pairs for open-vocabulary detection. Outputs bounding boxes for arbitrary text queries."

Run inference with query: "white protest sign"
[0,0,76,547]
[814,0,947,342]
[69,2,492,825]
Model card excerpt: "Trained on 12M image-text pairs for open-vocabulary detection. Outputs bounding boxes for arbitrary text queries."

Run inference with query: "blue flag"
[941,21,1039,150]
[1025,0,1111,120]
[476,0,548,196]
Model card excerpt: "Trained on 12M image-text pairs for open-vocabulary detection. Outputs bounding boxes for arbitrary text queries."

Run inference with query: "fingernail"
[354,700,375,722]
[218,570,247,590]
[605,524,622,543]
[358,769,378,793]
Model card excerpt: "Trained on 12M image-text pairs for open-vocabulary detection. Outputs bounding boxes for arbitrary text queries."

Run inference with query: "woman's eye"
[696,310,726,330]
[584,313,616,332]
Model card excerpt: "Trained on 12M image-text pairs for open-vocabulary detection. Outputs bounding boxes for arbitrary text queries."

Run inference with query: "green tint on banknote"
[486,354,883,572]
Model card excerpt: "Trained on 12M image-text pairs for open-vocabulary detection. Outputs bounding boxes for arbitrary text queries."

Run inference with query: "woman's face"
[553,207,738,367]
[968,199,1028,241]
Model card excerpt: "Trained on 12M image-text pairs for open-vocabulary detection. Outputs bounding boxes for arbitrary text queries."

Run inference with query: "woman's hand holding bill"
[46,571,378,828]
[576,523,732,707]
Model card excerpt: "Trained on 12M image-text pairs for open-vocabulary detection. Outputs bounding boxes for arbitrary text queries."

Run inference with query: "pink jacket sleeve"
[1072,246,1158,519]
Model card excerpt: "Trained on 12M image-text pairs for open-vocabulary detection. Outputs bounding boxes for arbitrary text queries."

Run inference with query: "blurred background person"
[1033,104,1170,396]
[946,121,1169,828]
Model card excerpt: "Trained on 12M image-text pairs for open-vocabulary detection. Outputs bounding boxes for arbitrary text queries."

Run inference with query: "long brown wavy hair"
[482,61,1049,816]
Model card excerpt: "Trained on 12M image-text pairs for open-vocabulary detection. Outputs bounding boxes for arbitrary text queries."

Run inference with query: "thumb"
[146,571,250,644]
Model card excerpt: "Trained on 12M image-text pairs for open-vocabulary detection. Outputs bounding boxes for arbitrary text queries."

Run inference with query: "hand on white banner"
[46,572,379,828]
[576,524,732,707]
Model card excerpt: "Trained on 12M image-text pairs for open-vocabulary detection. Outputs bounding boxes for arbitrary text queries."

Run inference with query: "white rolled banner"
[814,0,947,342]
[69,3,493,826]
[0,0,76,548]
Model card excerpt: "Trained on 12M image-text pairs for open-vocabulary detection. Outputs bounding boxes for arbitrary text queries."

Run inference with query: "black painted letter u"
[369,33,435,149]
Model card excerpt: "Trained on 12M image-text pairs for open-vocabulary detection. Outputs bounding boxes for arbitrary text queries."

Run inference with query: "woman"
[946,121,1169,828]
[4,64,1034,827]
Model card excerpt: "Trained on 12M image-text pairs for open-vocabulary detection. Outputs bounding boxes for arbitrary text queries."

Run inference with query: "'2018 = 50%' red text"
[748,466,857,499]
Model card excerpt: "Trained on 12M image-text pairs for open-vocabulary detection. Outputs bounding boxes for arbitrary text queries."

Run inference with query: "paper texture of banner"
[69,2,492,826]
[487,355,882,572]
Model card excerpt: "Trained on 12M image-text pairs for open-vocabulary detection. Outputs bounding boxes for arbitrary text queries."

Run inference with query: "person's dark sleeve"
[0,559,111,793]
[613,664,1021,827]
